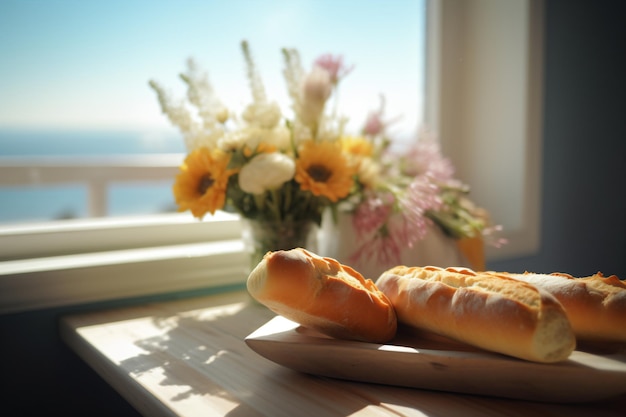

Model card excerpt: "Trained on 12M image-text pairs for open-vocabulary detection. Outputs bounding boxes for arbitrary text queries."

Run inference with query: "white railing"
[0,154,184,217]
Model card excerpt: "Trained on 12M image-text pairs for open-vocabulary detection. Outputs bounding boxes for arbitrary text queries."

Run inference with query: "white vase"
[318,210,472,280]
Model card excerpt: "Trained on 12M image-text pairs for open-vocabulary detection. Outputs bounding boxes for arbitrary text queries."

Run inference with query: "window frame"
[425,0,543,261]
[0,212,247,314]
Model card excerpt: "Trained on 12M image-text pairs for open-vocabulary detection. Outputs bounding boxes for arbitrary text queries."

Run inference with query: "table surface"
[60,290,626,417]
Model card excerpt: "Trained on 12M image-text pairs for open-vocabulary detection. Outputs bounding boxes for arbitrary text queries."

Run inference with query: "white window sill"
[0,212,249,314]
[0,239,247,315]
[0,210,533,315]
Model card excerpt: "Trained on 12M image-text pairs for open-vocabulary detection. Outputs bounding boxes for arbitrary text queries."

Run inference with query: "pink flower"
[348,179,438,267]
[349,233,403,268]
[348,174,444,269]
[303,66,332,102]
[399,175,442,245]
[361,95,403,138]
[348,192,402,266]
[363,111,384,136]
[351,193,394,239]
[403,129,455,182]
[300,66,333,127]
[314,54,354,84]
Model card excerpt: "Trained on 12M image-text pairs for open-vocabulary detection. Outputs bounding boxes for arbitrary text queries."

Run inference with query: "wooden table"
[60,291,626,417]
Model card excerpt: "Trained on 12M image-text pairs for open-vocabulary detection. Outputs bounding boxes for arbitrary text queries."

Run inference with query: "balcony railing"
[0,154,183,218]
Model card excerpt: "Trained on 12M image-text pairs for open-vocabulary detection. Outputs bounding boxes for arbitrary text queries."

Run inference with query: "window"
[0,0,425,223]
[0,0,427,313]
[0,0,542,313]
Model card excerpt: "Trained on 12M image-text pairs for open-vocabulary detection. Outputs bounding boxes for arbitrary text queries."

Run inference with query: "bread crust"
[247,248,397,343]
[494,271,626,342]
[376,266,576,362]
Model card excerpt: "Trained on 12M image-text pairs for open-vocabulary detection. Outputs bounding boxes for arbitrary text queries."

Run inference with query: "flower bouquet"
[149,41,505,272]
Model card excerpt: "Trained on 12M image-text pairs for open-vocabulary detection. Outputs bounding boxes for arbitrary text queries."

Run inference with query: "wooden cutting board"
[245,316,626,403]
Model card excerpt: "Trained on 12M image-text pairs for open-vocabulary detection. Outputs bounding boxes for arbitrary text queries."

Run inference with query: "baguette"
[247,248,397,343]
[376,265,576,362]
[492,271,626,342]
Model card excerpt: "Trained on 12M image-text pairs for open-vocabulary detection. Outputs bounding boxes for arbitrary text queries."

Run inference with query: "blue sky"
[0,0,425,137]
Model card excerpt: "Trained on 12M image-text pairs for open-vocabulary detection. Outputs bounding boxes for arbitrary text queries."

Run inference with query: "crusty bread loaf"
[492,271,626,342]
[247,248,397,343]
[376,265,576,362]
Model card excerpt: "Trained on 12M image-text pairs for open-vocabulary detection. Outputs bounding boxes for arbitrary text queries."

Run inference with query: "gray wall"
[489,0,626,278]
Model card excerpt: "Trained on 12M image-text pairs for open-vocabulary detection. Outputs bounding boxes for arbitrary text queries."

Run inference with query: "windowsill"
[0,211,242,261]
[0,239,247,315]
[0,210,527,315]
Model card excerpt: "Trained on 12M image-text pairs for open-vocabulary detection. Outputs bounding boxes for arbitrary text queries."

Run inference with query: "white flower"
[267,125,291,149]
[217,130,250,152]
[238,152,296,194]
[218,125,291,152]
[184,127,224,151]
[242,101,282,129]
[356,157,382,189]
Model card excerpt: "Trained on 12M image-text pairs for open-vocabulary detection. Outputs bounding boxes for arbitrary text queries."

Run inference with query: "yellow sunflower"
[295,140,355,202]
[340,135,378,187]
[243,142,278,157]
[173,147,235,218]
[341,135,373,157]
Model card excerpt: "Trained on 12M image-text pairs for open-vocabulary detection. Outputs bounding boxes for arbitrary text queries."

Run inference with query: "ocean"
[0,128,186,224]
